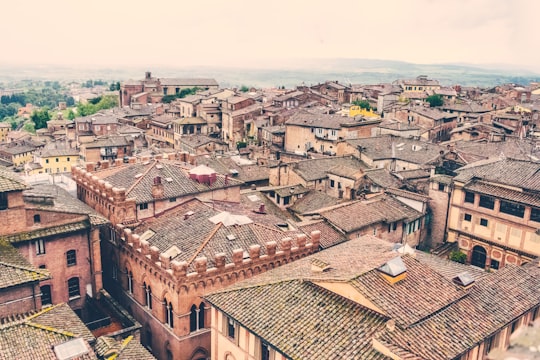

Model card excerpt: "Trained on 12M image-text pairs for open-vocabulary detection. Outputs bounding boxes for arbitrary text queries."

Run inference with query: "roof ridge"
[186,223,223,266]
[26,321,77,337]
[126,160,157,194]
[0,260,50,279]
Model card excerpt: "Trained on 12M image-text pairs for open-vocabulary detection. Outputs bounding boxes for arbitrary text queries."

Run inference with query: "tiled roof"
[452,138,540,162]
[201,156,269,183]
[363,168,402,189]
[393,168,431,181]
[23,184,109,226]
[38,148,79,157]
[351,256,466,328]
[321,198,410,233]
[95,335,156,359]
[0,221,89,244]
[297,220,347,249]
[206,280,388,360]
[327,164,363,180]
[97,160,242,204]
[0,239,50,289]
[463,180,540,207]
[273,184,310,197]
[133,198,303,272]
[180,134,225,147]
[385,187,430,202]
[292,156,368,182]
[0,144,37,155]
[410,107,457,121]
[83,136,131,149]
[288,190,342,216]
[377,264,540,360]
[0,304,96,359]
[0,167,27,192]
[454,158,540,191]
[347,135,445,165]
[413,251,487,281]
[286,109,378,129]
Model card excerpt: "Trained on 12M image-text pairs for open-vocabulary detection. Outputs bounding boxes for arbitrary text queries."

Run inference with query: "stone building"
[101,198,320,360]
[446,158,540,269]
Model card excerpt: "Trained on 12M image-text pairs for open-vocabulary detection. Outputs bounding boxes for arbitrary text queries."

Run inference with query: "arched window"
[190,304,197,332]
[127,270,133,293]
[68,277,80,298]
[66,250,76,266]
[471,245,487,268]
[198,302,205,330]
[144,282,152,309]
[165,300,174,328]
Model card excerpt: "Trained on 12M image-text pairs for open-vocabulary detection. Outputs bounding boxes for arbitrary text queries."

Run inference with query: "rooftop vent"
[184,211,194,220]
[53,338,89,360]
[226,234,236,241]
[452,271,475,288]
[156,164,163,169]
[311,258,331,272]
[378,257,407,284]
[134,173,143,179]
[165,177,173,183]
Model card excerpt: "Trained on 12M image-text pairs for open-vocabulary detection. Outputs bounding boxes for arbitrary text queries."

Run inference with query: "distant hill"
[0,58,539,89]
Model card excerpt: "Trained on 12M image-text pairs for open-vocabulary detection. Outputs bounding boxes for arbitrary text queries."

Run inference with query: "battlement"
[117,224,320,284]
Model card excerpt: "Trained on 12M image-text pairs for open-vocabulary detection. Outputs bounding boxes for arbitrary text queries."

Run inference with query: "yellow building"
[0,122,10,143]
[446,159,540,268]
[34,148,79,174]
[0,144,36,167]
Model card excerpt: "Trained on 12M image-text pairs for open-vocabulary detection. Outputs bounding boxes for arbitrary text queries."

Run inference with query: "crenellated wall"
[108,223,320,360]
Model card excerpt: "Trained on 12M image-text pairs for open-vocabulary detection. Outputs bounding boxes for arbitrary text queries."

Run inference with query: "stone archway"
[471,245,487,268]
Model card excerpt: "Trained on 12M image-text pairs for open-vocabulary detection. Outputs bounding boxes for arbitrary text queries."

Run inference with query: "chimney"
[258,203,265,214]
[224,174,229,185]
[151,176,164,199]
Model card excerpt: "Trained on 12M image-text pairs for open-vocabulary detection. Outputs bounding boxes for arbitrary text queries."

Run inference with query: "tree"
[67,109,76,120]
[30,108,50,130]
[449,250,466,264]
[352,99,371,110]
[426,94,443,107]
[240,85,250,93]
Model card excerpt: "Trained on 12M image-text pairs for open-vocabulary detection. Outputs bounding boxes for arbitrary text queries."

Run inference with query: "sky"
[2,0,540,72]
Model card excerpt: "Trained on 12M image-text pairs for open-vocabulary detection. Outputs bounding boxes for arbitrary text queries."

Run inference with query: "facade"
[446,158,540,268]
[73,155,243,226]
[205,235,540,360]
[0,168,109,314]
[79,136,134,163]
[120,72,218,107]
[284,110,381,156]
[33,148,80,174]
[0,122,11,142]
[100,198,321,360]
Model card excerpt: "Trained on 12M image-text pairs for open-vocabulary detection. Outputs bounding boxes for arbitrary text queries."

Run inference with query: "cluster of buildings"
[0,72,540,359]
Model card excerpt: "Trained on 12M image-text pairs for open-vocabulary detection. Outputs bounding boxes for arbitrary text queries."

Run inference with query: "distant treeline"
[0,89,75,121]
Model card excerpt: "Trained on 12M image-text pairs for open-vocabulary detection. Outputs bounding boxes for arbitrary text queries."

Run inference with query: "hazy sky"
[3,0,539,71]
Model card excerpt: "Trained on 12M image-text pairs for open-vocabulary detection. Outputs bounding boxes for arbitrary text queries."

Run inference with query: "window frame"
[464,191,475,204]
[66,250,77,266]
[479,195,495,210]
[67,277,80,299]
[499,200,525,218]
[41,285,52,306]
[480,218,489,227]
[35,239,46,255]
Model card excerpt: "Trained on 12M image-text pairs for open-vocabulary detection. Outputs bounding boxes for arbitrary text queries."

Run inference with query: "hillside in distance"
[0,58,539,89]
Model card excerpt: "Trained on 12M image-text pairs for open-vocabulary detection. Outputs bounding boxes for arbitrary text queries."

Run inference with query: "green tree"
[67,109,76,120]
[30,108,51,130]
[426,94,443,107]
[240,85,250,92]
[22,122,36,134]
[449,250,467,264]
[352,99,371,110]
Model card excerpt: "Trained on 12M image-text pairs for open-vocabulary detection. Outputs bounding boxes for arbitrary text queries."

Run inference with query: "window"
[464,191,475,204]
[464,213,472,222]
[34,214,41,223]
[144,283,153,309]
[500,201,525,218]
[190,305,198,332]
[139,203,148,210]
[480,218,489,227]
[438,183,445,191]
[35,239,45,255]
[67,157,70,162]
[0,192,7,210]
[112,263,118,280]
[127,271,133,293]
[41,285,52,306]
[531,207,540,223]
[165,300,174,328]
[46,159,49,164]
[227,317,236,340]
[330,180,335,188]
[55,158,59,162]
[169,197,177,202]
[479,195,495,210]
[68,277,80,298]
[66,250,76,266]
[261,341,274,360]
[490,259,500,270]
